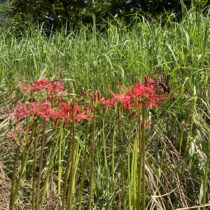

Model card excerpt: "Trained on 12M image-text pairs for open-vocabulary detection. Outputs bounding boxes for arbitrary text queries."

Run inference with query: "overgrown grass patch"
[0,9,209,210]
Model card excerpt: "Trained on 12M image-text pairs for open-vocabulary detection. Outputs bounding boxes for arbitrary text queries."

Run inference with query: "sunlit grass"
[0,8,209,210]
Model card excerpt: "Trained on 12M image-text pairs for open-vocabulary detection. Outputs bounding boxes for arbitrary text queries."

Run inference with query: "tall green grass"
[0,8,209,209]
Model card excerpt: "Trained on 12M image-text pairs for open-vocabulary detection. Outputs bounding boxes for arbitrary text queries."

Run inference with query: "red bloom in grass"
[15,99,92,125]
[50,81,64,93]
[57,102,91,124]
[15,102,31,118]
[75,112,92,121]
[31,79,51,91]
[100,97,116,107]
[110,92,132,109]
[144,75,156,89]
[15,107,31,119]
[15,101,53,121]
[50,109,64,125]
[28,101,53,121]
[90,90,105,107]
[99,76,167,110]
[59,102,72,114]
[20,79,65,97]
[100,92,131,109]
[125,76,167,108]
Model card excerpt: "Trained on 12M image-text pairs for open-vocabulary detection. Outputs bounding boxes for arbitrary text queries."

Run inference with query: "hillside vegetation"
[0,9,209,210]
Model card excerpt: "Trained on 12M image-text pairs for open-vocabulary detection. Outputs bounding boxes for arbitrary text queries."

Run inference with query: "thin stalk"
[41,128,59,206]
[35,119,46,210]
[132,136,138,210]
[117,106,126,209]
[128,122,132,210]
[102,115,109,178]
[141,106,146,210]
[111,122,117,202]
[77,147,88,210]
[32,124,38,210]
[62,127,72,210]
[58,123,64,195]
[67,117,76,210]
[9,144,20,210]
[11,118,31,210]
[88,107,96,210]
[137,105,146,210]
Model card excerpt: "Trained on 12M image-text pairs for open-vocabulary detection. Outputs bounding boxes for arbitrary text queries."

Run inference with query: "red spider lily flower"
[75,112,92,121]
[144,75,156,89]
[57,102,91,124]
[110,92,131,109]
[100,97,116,107]
[15,107,31,119]
[99,76,167,110]
[50,109,64,125]
[31,79,51,91]
[74,104,80,113]
[125,77,167,108]
[59,102,72,114]
[20,79,65,96]
[50,81,64,93]
[91,90,104,106]
[29,101,53,121]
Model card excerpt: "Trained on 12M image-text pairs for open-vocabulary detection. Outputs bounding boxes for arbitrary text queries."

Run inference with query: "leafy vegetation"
[2,0,208,30]
[0,7,209,210]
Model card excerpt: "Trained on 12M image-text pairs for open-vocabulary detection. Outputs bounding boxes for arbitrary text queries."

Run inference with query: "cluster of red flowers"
[19,79,65,100]
[99,76,166,109]
[15,76,167,124]
[15,79,91,125]
[30,79,64,93]
[16,101,91,124]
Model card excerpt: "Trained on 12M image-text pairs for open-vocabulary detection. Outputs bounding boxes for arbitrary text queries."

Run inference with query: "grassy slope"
[0,9,209,209]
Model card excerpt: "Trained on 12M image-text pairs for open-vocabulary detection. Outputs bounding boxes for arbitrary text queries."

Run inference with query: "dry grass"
[0,161,10,210]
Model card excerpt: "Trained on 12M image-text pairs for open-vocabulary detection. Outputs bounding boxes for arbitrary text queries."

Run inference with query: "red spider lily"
[75,112,92,121]
[19,79,64,95]
[31,79,51,91]
[58,102,91,123]
[100,97,116,107]
[15,107,31,119]
[50,81,64,93]
[125,82,166,108]
[15,100,92,124]
[90,90,105,107]
[15,101,53,121]
[99,76,167,110]
[29,101,53,121]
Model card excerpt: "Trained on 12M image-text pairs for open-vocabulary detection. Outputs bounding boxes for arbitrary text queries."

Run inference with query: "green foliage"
[0,8,209,209]
[6,0,209,31]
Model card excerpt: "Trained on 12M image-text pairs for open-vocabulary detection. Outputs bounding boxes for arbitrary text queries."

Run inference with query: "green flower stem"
[58,123,64,195]
[35,119,46,210]
[11,117,30,210]
[9,144,20,210]
[141,106,146,210]
[78,147,88,210]
[102,115,109,178]
[32,124,38,210]
[111,123,117,196]
[62,129,72,210]
[138,106,146,210]
[88,107,96,210]
[41,128,59,206]
[67,117,76,210]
